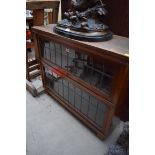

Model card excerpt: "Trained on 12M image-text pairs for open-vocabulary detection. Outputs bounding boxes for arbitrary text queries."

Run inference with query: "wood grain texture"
[26,0,60,10]
[33,9,44,25]
[26,0,60,24]
[32,24,129,60]
[32,24,129,137]
[103,0,129,37]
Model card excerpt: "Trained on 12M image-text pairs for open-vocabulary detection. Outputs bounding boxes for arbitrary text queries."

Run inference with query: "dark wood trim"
[32,25,129,64]
[33,9,44,26]
[29,70,41,79]
[28,64,40,72]
[26,1,60,10]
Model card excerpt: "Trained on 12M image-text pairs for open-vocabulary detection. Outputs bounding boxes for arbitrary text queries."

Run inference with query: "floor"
[26,91,124,155]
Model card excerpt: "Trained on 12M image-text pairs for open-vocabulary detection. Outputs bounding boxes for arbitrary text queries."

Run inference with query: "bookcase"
[32,24,129,139]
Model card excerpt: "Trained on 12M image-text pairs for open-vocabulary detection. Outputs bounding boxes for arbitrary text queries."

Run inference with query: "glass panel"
[58,79,63,97]
[49,42,55,63]
[75,87,82,110]
[68,83,75,106]
[53,80,59,94]
[55,43,62,67]
[81,91,89,115]
[68,48,75,71]
[81,98,89,115]
[63,79,69,101]
[61,46,68,70]
[44,65,108,128]
[44,42,50,61]
[88,96,98,121]
[95,102,107,127]
[40,39,56,63]
[68,52,85,77]
[40,38,116,95]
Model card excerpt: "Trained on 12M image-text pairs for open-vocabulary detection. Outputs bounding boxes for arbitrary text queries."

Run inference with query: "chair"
[26,0,60,96]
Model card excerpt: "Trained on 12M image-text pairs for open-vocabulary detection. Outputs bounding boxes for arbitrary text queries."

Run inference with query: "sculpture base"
[54,25,113,42]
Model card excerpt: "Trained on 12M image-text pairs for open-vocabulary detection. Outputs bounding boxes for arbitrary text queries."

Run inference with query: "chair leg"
[26,49,31,81]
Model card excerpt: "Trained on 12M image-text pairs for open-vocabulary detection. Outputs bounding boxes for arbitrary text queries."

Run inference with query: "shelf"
[39,38,118,96]
[44,65,108,128]
[32,24,129,139]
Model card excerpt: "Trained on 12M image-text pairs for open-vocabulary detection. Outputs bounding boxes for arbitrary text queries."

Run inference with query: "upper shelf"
[32,24,129,62]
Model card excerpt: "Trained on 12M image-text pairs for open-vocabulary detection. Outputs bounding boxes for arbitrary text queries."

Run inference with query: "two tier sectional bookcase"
[32,24,129,139]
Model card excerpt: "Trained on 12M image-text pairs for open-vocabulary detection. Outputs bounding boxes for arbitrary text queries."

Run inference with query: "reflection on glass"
[44,66,108,127]
[40,38,115,95]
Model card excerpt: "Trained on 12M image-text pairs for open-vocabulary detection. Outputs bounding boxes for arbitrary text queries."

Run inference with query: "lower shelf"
[45,87,107,139]
[42,64,115,139]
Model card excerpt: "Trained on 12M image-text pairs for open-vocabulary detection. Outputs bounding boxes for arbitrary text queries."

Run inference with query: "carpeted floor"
[26,91,124,155]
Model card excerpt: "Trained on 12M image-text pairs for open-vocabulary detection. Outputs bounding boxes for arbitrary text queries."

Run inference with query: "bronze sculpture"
[54,0,113,41]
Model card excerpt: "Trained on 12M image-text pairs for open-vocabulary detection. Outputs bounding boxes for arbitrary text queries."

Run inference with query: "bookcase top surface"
[32,24,129,59]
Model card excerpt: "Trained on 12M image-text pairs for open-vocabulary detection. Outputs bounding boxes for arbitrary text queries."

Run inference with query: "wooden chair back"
[26,0,60,25]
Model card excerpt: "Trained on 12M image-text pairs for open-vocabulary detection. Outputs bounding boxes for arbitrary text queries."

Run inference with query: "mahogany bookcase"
[32,24,129,139]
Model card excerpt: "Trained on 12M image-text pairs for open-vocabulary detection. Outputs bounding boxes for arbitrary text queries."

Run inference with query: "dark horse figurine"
[54,0,113,42]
